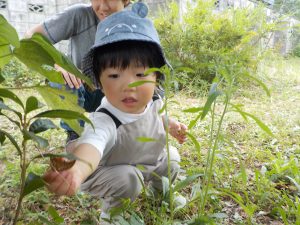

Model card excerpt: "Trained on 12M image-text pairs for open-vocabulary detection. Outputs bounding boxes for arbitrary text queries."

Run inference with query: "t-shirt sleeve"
[42,4,88,44]
[76,112,117,157]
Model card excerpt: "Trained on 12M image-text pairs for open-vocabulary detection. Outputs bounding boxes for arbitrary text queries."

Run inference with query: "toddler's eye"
[108,74,119,79]
[136,73,147,77]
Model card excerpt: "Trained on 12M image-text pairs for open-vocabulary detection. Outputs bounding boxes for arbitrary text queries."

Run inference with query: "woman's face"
[91,0,129,21]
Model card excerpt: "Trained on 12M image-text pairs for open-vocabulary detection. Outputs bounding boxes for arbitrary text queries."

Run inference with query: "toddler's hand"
[168,119,188,144]
[43,161,84,196]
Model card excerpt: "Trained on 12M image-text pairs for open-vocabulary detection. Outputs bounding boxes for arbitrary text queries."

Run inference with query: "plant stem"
[13,139,27,225]
[200,93,230,215]
[164,72,174,222]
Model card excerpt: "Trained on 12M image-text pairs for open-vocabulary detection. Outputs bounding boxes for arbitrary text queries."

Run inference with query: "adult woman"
[25,0,131,141]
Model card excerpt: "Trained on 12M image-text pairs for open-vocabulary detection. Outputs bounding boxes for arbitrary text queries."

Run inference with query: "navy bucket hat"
[82,2,168,89]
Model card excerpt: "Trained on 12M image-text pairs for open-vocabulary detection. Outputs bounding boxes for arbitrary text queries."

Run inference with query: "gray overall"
[80,99,180,212]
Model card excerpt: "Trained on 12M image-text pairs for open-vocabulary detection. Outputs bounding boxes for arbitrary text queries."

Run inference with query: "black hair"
[92,40,165,86]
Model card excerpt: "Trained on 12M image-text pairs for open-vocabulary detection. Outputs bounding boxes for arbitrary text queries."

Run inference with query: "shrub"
[154,0,276,95]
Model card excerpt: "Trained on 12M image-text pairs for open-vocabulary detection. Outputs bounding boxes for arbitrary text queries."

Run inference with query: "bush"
[154,0,276,95]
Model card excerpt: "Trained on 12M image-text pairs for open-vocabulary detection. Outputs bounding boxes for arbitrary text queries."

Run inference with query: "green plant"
[154,0,278,95]
[0,15,94,224]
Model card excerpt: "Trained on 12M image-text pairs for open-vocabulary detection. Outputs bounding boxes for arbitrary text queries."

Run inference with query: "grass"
[0,56,299,224]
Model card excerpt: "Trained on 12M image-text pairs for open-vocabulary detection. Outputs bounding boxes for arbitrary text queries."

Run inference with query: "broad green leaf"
[244,73,270,97]
[0,44,12,69]
[173,173,203,192]
[29,119,57,134]
[201,83,222,120]
[186,132,201,152]
[0,129,21,155]
[136,136,158,142]
[48,205,64,224]
[242,111,273,136]
[128,80,156,88]
[14,39,64,84]
[0,88,24,108]
[22,172,45,197]
[35,86,84,113]
[34,109,94,129]
[0,15,20,48]
[25,96,43,114]
[24,130,49,148]
[62,119,83,135]
[30,34,94,88]
[183,107,203,113]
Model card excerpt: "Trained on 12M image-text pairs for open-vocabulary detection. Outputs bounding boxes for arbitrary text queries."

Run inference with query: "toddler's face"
[91,0,129,21]
[100,65,157,114]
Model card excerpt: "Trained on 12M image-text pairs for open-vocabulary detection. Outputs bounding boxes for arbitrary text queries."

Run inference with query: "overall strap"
[97,108,122,128]
[152,93,160,101]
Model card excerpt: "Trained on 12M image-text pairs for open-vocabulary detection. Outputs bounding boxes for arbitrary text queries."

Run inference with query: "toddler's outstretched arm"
[43,144,100,196]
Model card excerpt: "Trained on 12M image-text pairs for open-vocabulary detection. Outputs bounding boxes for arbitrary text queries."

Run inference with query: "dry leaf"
[50,157,76,172]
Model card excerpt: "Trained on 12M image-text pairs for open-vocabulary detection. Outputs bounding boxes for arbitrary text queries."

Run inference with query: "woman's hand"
[54,64,83,89]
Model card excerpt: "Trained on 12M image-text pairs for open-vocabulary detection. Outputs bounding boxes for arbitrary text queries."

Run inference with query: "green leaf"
[30,33,94,88]
[62,119,83,136]
[183,107,203,113]
[33,109,94,129]
[0,15,20,48]
[14,39,64,84]
[0,88,24,109]
[0,129,21,155]
[175,66,195,73]
[25,96,43,114]
[242,111,273,136]
[48,205,64,224]
[22,172,45,197]
[145,67,163,75]
[24,130,49,148]
[136,136,158,142]
[244,73,270,97]
[29,119,57,134]
[186,132,201,152]
[35,86,84,113]
[158,102,166,114]
[188,113,201,130]
[174,173,203,192]
[128,80,156,88]
[201,83,222,120]
[0,44,13,69]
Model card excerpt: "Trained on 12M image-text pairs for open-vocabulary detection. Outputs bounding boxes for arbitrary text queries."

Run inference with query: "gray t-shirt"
[43,4,99,70]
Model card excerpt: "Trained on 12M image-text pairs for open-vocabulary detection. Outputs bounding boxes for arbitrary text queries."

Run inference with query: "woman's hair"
[92,40,165,85]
